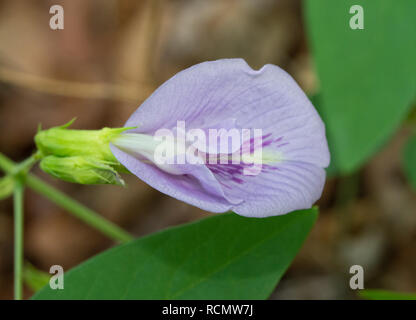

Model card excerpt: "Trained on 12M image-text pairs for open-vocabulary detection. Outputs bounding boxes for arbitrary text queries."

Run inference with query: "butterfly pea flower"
[110,59,330,217]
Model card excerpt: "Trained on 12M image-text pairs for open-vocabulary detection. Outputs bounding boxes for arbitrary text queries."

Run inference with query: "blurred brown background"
[0,0,415,299]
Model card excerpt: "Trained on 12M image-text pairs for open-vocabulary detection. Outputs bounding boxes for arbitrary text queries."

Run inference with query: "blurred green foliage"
[0,175,14,200]
[403,134,416,190]
[23,263,50,292]
[305,0,416,173]
[359,289,416,300]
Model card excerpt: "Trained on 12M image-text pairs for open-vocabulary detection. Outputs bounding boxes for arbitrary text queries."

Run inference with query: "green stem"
[26,175,133,243]
[13,177,24,300]
[0,153,133,244]
[11,152,40,175]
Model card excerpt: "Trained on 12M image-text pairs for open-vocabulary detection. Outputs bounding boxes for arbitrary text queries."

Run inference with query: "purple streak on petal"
[110,144,242,213]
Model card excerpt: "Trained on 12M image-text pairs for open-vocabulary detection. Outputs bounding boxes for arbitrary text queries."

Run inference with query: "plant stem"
[13,177,24,300]
[0,152,133,244]
[26,175,133,243]
[11,152,40,175]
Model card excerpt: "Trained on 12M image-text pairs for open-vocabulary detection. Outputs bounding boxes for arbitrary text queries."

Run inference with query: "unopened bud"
[40,156,125,186]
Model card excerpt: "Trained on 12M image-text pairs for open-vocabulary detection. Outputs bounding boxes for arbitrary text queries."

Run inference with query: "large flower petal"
[220,161,326,217]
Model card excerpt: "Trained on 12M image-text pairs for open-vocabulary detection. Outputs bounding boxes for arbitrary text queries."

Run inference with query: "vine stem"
[0,153,133,244]
[13,177,24,300]
[25,176,133,243]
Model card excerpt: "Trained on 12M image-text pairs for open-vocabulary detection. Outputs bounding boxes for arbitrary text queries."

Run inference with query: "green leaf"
[309,94,339,177]
[33,208,317,300]
[0,175,14,200]
[359,289,416,300]
[304,0,416,173]
[23,263,50,292]
[403,134,416,190]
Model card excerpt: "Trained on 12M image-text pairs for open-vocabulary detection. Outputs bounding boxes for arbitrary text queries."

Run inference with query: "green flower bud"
[34,119,132,164]
[40,155,125,186]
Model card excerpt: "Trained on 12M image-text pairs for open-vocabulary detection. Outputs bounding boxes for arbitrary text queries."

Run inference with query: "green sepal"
[34,120,135,163]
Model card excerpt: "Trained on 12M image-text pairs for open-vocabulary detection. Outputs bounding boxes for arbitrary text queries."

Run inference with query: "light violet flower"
[111,59,330,217]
